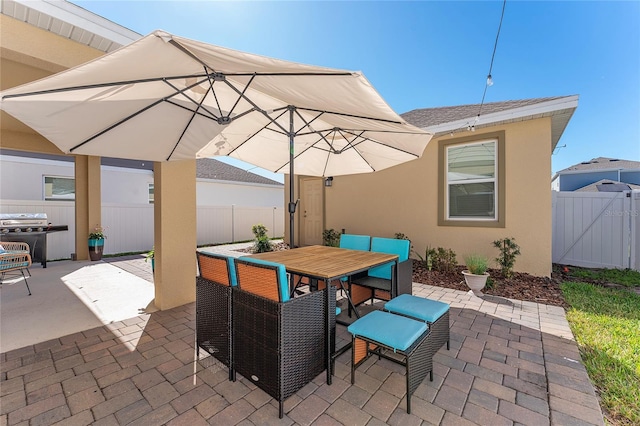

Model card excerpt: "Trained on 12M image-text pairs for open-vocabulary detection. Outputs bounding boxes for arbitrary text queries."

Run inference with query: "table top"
[250,245,398,280]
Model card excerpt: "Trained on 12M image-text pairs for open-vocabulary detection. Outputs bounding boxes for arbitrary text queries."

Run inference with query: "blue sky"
[75,0,639,183]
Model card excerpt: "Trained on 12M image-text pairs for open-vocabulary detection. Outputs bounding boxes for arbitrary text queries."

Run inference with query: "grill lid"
[0,213,48,227]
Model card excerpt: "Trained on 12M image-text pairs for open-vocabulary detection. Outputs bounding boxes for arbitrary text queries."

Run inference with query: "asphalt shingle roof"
[196,158,283,186]
[557,157,640,173]
[401,96,567,128]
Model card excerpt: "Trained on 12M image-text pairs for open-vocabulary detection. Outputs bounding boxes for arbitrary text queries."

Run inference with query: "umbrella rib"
[69,77,209,153]
[165,88,211,161]
[163,78,221,120]
[295,107,403,125]
[1,74,211,99]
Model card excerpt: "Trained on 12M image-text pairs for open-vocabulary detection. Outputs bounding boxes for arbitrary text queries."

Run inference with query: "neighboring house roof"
[0,149,282,186]
[0,0,140,52]
[575,179,640,192]
[555,157,640,174]
[402,95,578,150]
[197,158,283,186]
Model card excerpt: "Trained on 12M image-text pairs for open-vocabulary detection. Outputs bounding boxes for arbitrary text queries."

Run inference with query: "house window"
[447,141,496,219]
[438,131,505,228]
[44,176,75,201]
[148,184,154,204]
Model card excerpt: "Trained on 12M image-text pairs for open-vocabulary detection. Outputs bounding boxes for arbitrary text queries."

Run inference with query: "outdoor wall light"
[324,177,333,187]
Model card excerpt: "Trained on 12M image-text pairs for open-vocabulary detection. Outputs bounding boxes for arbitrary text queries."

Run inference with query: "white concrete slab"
[1,259,155,352]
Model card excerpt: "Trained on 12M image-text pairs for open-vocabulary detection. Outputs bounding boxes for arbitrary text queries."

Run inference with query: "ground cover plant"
[560,269,640,426]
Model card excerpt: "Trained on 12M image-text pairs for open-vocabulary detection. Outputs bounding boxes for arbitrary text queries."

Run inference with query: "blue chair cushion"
[368,237,410,280]
[226,257,237,287]
[339,234,371,251]
[336,307,342,316]
[384,294,450,323]
[348,310,427,352]
[339,234,371,282]
[236,257,289,302]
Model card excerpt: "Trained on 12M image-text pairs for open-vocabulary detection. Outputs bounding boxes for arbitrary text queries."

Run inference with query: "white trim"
[426,95,579,134]
[0,154,73,168]
[555,167,638,176]
[4,0,140,45]
[446,139,498,221]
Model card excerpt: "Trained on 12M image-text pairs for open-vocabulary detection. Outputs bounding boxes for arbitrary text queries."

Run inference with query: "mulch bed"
[412,261,569,309]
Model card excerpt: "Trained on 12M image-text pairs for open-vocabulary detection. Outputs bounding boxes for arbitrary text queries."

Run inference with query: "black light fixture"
[324,176,333,187]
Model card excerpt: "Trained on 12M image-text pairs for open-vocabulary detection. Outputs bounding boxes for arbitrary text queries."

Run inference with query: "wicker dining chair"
[195,251,237,381]
[232,257,333,419]
[349,237,413,313]
[0,243,33,296]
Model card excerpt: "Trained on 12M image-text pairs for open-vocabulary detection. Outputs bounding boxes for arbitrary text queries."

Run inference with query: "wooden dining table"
[250,245,398,384]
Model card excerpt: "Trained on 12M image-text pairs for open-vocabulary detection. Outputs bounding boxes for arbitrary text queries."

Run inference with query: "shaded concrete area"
[0,248,605,425]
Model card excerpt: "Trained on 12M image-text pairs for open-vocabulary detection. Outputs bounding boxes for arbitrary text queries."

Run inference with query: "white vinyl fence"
[552,190,640,271]
[0,200,284,260]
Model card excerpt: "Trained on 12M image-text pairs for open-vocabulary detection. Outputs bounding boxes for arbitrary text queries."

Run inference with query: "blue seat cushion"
[336,307,342,316]
[339,234,371,251]
[348,310,427,352]
[384,294,449,323]
[368,237,410,280]
[235,257,289,302]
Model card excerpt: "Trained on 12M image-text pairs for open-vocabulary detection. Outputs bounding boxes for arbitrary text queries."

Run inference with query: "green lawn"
[567,267,640,288]
[561,276,640,425]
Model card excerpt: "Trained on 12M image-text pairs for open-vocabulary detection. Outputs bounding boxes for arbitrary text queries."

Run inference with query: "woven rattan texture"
[233,287,331,411]
[196,277,232,370]
[197,253,232,286]
[236,262,281,301]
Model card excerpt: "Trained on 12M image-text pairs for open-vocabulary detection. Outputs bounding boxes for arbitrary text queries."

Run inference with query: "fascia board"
[556,167,637,176]
[11,0,140,45]
[425,95,579,134]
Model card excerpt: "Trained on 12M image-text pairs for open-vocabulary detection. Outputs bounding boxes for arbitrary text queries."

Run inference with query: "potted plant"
[462,254,489,296]
[145,247,154,272]
[88,225,106,261]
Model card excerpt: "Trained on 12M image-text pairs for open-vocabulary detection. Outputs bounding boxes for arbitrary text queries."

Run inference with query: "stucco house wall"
[324,118,553,277]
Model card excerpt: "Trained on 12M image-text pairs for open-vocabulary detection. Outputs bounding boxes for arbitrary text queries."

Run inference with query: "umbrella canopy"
[0,30,432,246]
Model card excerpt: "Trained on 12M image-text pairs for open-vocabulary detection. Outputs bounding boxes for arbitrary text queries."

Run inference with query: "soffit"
[0,0,139,53]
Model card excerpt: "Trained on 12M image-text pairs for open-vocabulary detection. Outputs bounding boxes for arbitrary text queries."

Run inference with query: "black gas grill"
[0,213,69,268]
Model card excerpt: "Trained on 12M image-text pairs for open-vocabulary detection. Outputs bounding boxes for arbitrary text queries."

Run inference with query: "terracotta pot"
[462,270,489,296]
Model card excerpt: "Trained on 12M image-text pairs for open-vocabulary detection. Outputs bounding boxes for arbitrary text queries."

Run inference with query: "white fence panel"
[197,206,233,246]
[102,203,154,255]
[633,190,640,270]
[1,200,285,260]
[552,190,639,270]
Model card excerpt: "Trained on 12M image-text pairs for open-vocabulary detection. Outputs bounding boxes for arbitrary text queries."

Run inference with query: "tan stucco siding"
[1,16,104,152]
[0,15,104,77]
[324,118,553,276]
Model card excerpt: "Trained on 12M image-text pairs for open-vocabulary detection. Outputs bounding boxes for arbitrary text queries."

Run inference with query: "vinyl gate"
[552,190,640,270]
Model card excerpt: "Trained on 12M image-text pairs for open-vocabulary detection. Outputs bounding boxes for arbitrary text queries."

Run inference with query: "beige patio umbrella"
[0,30,432,247]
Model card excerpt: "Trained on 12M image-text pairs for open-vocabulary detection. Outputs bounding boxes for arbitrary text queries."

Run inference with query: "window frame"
[43,175,75,201]
[438,131,505,228]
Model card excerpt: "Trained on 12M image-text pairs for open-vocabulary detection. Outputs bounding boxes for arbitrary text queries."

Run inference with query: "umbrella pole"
[288,106,296,249]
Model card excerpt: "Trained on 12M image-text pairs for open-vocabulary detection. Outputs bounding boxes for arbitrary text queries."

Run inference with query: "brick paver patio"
[1,274,605,425]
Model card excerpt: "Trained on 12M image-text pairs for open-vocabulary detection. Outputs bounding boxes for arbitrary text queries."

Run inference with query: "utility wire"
[478,0,507,118]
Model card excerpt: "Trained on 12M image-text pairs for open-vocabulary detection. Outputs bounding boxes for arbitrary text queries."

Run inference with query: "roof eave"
[1,0,140,51]
[425,95,579,148]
